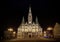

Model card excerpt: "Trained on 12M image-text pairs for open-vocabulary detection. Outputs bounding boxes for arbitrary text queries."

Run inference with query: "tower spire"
[22,16,24,24]
[28,4,32,24]
[29,4,31,13]
[36,16,38,24]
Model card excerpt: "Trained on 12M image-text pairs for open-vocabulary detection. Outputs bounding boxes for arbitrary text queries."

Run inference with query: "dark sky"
[0,0,58,38]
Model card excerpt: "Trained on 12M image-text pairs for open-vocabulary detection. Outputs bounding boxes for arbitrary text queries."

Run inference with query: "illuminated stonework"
[17,6,42,39]
[54,23,60,38]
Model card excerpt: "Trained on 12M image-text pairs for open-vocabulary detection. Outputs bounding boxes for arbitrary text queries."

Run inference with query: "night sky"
[0,0,58,38]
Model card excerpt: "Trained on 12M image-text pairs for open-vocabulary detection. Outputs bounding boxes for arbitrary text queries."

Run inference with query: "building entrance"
[29,35,31,38]
[28,33,32,38]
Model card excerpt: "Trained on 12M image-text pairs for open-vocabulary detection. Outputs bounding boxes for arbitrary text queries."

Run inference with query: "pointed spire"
[29,5,31,13]
[36,16,38,24]
[56,22,59,25]
[22,16,24,24]
[54,22,59,28]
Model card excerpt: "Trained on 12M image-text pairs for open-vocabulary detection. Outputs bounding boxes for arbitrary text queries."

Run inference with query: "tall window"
[28,26,32,32]
[32,29,35,32]
[18,28,22,32]
[36,29,38,32]
[33,25,35,29]
[25,28,28,32]
[22,28,24,32]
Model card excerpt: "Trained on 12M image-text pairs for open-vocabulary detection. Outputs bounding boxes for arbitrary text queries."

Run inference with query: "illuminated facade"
[17,6,42,39]
[54,23,60,38]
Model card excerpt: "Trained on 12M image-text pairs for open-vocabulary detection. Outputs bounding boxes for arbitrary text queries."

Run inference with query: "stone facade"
[17,6,42,39]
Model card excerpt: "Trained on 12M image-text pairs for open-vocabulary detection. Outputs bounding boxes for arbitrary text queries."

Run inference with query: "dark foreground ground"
[0,40,59,42]
[0,38,60,42]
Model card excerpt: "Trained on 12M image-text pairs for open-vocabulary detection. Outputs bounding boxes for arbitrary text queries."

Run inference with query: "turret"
[36,16,38,24]
[21,16,25,24]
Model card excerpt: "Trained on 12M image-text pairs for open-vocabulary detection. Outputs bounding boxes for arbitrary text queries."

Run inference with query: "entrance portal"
[29,35,31,38]
[28,33,32,38]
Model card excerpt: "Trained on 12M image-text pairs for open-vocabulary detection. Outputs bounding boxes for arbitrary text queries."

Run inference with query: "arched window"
[25,28,28,32]
[32,29,35,32]
[36,29,38,32]
[22,28,24,32]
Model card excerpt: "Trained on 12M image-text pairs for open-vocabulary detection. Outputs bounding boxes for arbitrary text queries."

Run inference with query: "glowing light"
[32,29,35,32]
[29,21,31,24]
[44,31,46,33]
[36,29,38,32]
[13,31,16,34]
[25,29,28,32]
[47,27,53,30]
[8,28,13,32]
[44,31,47,37]
[22,29,24,32]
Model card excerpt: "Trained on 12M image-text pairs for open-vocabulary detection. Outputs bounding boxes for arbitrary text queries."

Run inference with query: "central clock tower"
[28,6,32,24]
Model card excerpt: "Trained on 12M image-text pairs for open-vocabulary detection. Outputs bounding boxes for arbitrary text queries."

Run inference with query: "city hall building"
[17,6,42,39]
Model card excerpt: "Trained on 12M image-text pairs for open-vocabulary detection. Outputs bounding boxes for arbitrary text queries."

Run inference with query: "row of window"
[20,26,39,28]
[18,29,42,32]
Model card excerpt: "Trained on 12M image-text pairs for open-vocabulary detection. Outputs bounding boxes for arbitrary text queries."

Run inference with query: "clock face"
[29,21,31,24]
